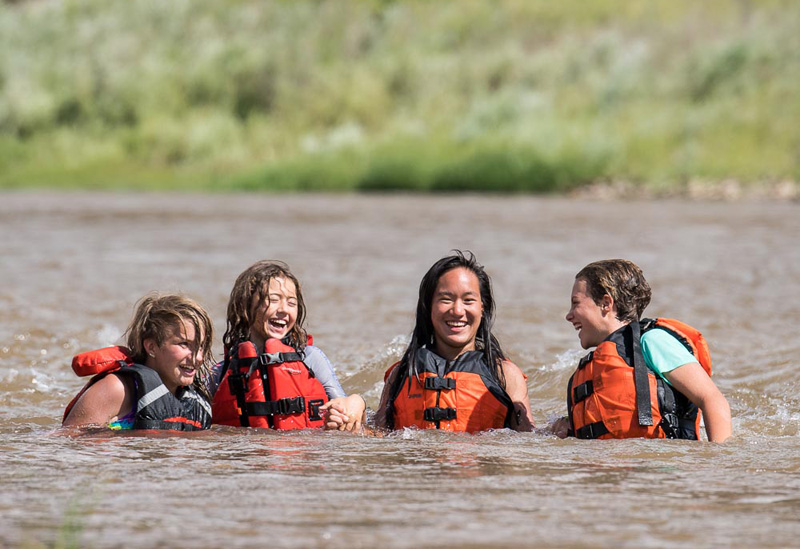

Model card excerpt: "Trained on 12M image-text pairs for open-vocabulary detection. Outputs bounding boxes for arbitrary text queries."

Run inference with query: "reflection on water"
[1,192,800,547]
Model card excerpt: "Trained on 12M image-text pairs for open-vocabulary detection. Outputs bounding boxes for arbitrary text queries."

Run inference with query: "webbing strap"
[260,352,303,365]
[575,421,609,439]
[424,377,456,391]
[658,380,679,439]
[246,396,305,417]
[424,407,457,422]
[227,356,253,427]
[572,380,594,404]
[137,385,169,413]
[630,321,654,427]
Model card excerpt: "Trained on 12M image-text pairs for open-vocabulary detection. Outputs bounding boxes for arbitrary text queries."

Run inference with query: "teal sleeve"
[640,328,697,382]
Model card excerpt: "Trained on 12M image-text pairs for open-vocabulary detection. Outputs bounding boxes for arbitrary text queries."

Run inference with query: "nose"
[565,308,573,322]
[275,298,288,314]
[452,299,464,315]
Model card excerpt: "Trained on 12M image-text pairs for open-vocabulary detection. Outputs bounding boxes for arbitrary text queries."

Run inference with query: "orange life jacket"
[387,348,513,433]
[63,346,212,431]
[212,337,328,429]
[567,318,713,440]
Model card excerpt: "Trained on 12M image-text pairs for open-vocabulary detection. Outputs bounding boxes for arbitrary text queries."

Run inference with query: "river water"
[1,192,798,548]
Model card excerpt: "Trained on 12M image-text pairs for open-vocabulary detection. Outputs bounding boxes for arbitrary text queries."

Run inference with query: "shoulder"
[303,345,336,376]
[304,344,325,358]
[303,345,332,367]
[87,372,131,399]
[63,372,134,427]
[384,360,401,383]
[641,327,693,355]
[500,359,527,379]
[500,360,528,394]
[641,327,697,375]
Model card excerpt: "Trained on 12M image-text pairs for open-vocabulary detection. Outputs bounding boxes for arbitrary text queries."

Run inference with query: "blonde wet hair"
[124,293,215,399]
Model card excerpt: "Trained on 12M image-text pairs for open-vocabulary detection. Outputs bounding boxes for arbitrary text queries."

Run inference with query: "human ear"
[143,338,157,358]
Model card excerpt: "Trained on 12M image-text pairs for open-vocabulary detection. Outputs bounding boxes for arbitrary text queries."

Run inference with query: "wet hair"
[576,259,652,323]
[387,251,508,421]
[124,293,215,399]
[223,260,307,352]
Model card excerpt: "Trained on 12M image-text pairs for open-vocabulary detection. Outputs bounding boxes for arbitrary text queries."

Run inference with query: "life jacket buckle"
[424,377,456,391]
[424,407,457,422]
[260,352,284,366]
[277,396,305,415]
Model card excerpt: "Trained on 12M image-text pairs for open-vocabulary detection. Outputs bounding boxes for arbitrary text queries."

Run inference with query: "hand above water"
[320,394,367,432]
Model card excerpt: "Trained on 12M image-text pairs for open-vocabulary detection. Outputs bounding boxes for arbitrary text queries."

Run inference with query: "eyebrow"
[436,290,478,297]
[268,292,297,299]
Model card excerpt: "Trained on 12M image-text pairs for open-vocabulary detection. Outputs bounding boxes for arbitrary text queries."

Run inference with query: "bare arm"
[664,361,731,443]
[62,373,133,428]
[501,360,535,432]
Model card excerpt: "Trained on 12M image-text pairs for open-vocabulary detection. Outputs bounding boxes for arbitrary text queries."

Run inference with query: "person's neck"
[603,318,630,339]
[433,342,475,362]
[250,334,266,351]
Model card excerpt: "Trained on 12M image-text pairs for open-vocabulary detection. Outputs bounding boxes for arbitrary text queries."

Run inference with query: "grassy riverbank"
[1,0,798,193]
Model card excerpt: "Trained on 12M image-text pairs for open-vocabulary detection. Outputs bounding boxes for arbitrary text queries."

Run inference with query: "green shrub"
[1,0,798,191]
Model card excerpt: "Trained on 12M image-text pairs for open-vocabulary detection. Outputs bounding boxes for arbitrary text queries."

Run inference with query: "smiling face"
[430,267,484,360]
[144,319,203,394]
[250,277,298,348]
[565,278,621,349]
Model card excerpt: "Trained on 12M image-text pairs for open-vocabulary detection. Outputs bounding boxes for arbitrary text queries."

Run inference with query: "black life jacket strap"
[565,371,577,437]
[423,370,457,428]
[259,352,304,366]
[424,407,457,422]
[657,378,679,439]
[226,344,310,428]
[629,321,654,427]
[575,421,610,439]
[424,377,456,391]
[246,396,305,417]
[226,353,254,428]
[572,380,594,404]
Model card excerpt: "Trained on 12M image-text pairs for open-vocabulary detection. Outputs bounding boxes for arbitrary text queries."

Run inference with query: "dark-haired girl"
[375,251,534,433]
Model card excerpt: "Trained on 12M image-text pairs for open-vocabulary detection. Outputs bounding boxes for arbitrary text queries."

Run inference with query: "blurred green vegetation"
[0,0,798,192]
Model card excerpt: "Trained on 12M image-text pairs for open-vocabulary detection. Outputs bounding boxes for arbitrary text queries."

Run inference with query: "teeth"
[447,321,467,327]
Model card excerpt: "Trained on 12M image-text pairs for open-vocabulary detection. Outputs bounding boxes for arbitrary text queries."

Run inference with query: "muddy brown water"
[1,192,799,548]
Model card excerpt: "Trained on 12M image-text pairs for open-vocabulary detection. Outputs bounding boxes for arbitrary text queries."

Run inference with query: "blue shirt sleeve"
[304,345,347,399]
[641,328,697,383]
